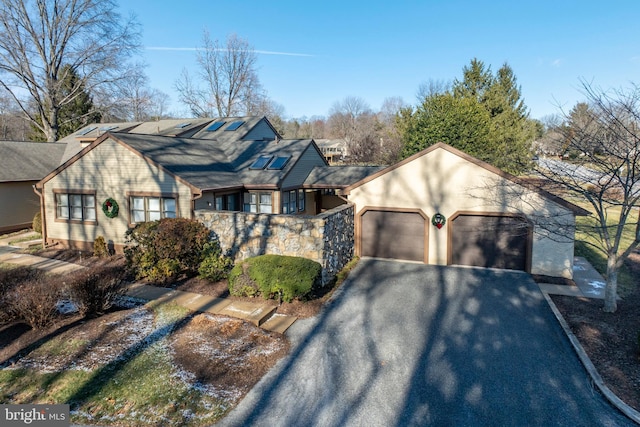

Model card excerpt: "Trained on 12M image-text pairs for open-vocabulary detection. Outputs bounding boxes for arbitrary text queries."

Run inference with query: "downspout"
[191,190,203,218]
[32,184,47,248]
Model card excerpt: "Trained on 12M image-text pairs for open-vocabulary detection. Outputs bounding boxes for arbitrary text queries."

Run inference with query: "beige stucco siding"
[43,137,194,248]
[347,148,576,278]
[0,181,40,232]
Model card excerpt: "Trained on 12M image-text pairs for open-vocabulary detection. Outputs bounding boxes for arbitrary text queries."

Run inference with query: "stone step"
[219,301,277,327]
[261,313,297,334]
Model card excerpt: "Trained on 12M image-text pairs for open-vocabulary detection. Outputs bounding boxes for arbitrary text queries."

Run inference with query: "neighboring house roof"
[58,121,142,163]
[191,116,280,142]
[342,142,591,216]
[304,165,384,188]
[0,141,67,182]
[56,116,280,165]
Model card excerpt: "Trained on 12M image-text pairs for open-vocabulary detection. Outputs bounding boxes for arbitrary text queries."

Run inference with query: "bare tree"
[536,81,640,312]
[0,0,141,141]
[417,78,451,101]
[96,67,171,122]
[328,96,380,163]
[176,32,266,118]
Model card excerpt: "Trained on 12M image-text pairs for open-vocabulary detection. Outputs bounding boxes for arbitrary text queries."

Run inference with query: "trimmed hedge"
[229,254,321,302]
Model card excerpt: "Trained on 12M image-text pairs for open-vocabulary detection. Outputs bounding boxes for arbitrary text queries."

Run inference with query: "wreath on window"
[102,197,119,218]
[432,213,446,229]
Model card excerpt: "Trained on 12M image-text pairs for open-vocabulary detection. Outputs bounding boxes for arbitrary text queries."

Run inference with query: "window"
[243,192,272,213]
[282,190,297,214]
[130,195,176,223]
[267,156,290,170]
[225,121,245,131]
[206,121,225,132]
[250,155,273,170]
[76,126,97,136]
[298,189,305,212]
[214,193,239,211]
[55,192,96,222]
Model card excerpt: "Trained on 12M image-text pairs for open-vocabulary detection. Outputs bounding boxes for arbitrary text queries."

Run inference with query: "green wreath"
[432,213,446,229]
[102,198,119,218]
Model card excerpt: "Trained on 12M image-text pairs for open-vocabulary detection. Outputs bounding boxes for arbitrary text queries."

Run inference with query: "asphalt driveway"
[217,259,635,427]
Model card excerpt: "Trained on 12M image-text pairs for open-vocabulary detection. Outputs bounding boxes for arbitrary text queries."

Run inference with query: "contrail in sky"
[146,46,313,57]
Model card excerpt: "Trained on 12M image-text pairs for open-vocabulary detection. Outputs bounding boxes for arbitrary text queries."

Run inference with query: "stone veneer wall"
[195,203,354,284]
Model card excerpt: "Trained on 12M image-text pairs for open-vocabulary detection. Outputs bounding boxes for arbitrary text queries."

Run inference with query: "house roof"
[55,116,279,165]
[0,141,67,182]
[94,132,317,191]
[191,116,279,142]
[304,165,384,188]
[342,142,591,216]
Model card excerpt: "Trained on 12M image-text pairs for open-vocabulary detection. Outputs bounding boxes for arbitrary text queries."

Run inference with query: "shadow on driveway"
[216,258,635,427]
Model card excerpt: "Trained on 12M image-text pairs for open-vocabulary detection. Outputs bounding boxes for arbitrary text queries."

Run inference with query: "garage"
[360,209,426,262]
[450,214,531,271]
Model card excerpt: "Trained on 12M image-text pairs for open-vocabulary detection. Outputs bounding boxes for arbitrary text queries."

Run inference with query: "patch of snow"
[587,280,605,289]
[56,299,78,314]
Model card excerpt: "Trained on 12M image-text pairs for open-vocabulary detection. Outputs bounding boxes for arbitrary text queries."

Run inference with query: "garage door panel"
[451,215,529,271]
[361,210,425,262]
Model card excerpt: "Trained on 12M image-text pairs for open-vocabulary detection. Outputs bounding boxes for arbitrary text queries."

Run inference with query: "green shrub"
[65,265,127,317]
[198,241,233,282]
[229,255,321,302]
[125,218,210,284]
[93,235,109,258]
[32,211,42,234]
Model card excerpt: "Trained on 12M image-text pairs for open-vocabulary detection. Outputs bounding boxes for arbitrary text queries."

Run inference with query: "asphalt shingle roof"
[0,141,67,182]
[112,133,314,190]
[304,165,384,188]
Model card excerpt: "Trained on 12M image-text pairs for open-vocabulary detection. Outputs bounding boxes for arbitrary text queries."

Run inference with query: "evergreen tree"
[29,65,101,141]
[400,59,535,174]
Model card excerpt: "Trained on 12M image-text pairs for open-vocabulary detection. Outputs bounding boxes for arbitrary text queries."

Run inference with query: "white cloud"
[146,46,313,57]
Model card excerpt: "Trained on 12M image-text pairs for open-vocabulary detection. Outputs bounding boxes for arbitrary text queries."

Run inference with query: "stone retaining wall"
[195,203,354,284]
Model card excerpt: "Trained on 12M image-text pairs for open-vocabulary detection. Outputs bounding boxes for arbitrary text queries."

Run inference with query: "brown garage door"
[450,214,530,271]
[360,210,425,262]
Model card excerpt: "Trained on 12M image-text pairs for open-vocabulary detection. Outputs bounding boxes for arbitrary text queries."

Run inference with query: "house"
[341,142,590,279]
[0,141,67,233]
[36,116,587,280]
[35,117,332,252]
[314,139,347,164]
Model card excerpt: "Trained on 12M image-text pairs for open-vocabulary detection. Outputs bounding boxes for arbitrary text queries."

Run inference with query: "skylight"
[225,121,245,131]
[267,156,291,170]
[76,126,97,136]
[175,122,191,129]
[206,121,225,132]
[99,125,118,131]
[249,155,273,170]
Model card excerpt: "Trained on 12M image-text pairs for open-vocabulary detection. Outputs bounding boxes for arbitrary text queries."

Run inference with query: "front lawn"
[0,292,289,426]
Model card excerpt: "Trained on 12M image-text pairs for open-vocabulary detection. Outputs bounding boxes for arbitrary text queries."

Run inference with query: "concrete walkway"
[0,243,296,334]
[538,256,608,299]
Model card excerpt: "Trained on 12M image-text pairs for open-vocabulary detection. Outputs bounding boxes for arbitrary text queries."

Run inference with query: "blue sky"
[127,0,640,120]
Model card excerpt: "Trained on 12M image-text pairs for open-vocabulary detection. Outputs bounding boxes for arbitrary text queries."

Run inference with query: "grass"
[8,233,41,245]
[0,303,231,426]
[572,199,637,296]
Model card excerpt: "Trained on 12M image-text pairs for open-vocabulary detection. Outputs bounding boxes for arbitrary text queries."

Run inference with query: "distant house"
[314,139,347,164]
[0,141,67,234]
